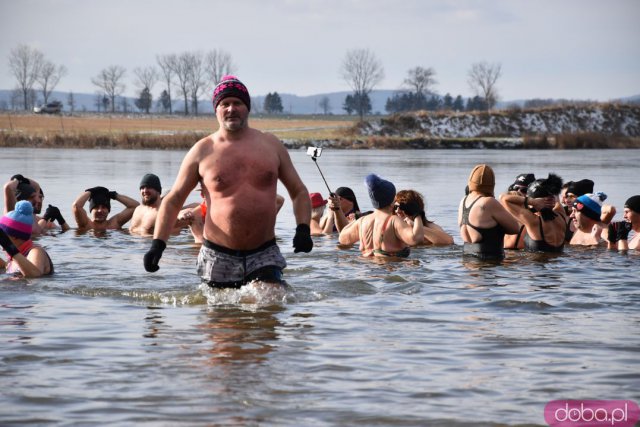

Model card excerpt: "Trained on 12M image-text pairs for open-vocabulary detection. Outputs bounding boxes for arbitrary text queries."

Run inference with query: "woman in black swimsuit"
[500,173,567,253]
[458,164,520,260]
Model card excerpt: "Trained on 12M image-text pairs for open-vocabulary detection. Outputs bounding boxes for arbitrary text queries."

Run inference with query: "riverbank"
[1,106,639,149]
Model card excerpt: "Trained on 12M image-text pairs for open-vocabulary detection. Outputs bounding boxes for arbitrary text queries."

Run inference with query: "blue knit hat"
[0,200,34,241]
[365,174,396,209]
[574,192,607,221]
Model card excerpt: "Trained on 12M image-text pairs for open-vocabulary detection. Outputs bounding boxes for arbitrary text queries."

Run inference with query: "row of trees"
[339,48,502,119]
[91,49,236,115]
[7,44,502,118]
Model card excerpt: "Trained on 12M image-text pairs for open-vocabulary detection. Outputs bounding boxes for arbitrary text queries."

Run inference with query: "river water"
[0,147,638,426]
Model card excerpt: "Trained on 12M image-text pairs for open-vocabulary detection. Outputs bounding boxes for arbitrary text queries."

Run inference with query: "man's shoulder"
[191,134,215,152]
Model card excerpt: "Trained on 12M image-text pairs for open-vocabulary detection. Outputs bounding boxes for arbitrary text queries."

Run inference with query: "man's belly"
[203,204,277,250]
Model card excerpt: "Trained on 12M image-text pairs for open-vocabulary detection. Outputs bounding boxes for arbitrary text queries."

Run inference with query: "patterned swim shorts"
[196,238,287,288]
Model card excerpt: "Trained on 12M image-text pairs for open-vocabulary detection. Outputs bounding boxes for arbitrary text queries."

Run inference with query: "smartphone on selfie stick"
[306,146,334,196]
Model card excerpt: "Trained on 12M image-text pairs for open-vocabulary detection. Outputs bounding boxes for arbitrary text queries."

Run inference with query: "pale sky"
[1,0,638,102]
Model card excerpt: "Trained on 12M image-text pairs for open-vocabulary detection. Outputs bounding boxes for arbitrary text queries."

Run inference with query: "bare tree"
[133,66,158,114]
[404,66,437,96]
[91,65,127,113]
[173,52,193,115]
[340,48,384,120]
[133,66,158,92]
[186,52,207,116]
[8,44,44,110]
[467,61,502,110]
[156,54,176,114]
[319,96,331,115]
[37,60,67,104]
[205,49,236,86]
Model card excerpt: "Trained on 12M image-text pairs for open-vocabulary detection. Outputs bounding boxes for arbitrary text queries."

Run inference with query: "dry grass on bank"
[0,113,354,146]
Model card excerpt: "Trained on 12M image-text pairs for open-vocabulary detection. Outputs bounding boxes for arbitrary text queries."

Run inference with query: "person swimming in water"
[0,201,53,277]
[500,173,567,253]
[458,164,520,260]
[324,186,363,233]
[569,192,611,246]
[339,174,423,257]
[607,195,640,251]
[393,189,453,245]
[503,173,535,250]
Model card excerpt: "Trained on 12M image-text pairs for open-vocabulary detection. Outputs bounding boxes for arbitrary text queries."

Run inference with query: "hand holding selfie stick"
[307,147,334,196]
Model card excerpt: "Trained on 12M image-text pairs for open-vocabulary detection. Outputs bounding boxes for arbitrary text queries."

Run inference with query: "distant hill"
[1,89,639,116]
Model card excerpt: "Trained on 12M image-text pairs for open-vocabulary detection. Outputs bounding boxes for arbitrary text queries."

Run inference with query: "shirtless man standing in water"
[144,76,313,287]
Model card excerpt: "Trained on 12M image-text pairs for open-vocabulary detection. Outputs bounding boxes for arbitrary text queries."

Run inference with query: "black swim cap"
[509,173,535,192]
[527,173,563,198]
[625,195,640,213]
[89,187,111,212]
[566,179,594,197]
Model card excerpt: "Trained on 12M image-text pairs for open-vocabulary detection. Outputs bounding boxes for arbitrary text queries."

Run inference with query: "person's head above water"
[89,187,111,212]
[625,195,640,214]
[365,173,396,209]
[139,173,162,193]
[573,192,607,222]
[508,173,536,194]
[334,187,360,213]
[468,164,495,196]
[0,200,34,241]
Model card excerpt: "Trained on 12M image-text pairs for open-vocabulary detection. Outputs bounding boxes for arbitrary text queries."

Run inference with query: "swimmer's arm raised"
[72,191,92,229]
[111,193,140,228]
[396,215,424,246]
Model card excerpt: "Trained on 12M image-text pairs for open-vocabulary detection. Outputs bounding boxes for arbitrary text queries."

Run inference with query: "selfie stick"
[311,155,334,196]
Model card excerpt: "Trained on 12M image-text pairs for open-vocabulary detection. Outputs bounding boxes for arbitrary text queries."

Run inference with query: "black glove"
[109,191,118,200]
[608,222,619,243]
[0,228,19,257]
[11,174,29,185]
[43,204,66,226]
[293,224,313,253]
[144,239,166,272]
[608,221,632,243]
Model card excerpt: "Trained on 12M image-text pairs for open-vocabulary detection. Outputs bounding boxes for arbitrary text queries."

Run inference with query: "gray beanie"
[139,173,162,193]
[365,173,396,209]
